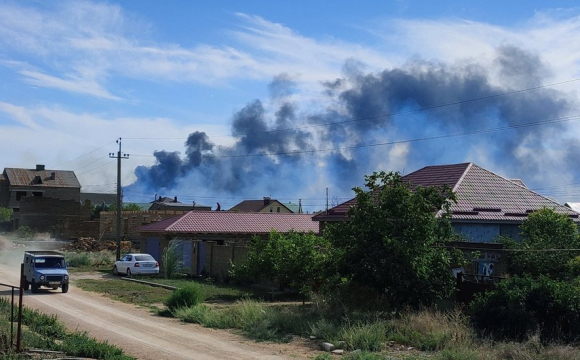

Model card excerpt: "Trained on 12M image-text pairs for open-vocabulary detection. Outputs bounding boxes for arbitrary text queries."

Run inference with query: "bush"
[66,253,91,268]
[161,239,185,279]
[470,275,580,343]
[164,284,205,312]
[60,332,131,359]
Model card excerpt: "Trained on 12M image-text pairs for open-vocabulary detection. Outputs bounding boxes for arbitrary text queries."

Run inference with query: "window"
[13,208,20,213]
[16,191,26,201]
[269,206,273,212]
[277,207,280,213]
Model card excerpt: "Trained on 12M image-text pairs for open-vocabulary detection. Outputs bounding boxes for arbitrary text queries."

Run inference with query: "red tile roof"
[313,163,579,223]
[139,211,319,234]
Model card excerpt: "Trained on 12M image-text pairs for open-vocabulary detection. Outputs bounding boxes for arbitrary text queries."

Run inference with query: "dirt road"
[0,261,314,360]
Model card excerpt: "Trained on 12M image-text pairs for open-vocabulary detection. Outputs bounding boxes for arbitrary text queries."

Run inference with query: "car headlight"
[39,275,45,281]
[64,275,69,281]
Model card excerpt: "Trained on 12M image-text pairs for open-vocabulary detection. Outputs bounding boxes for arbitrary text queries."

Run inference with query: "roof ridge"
[165,212,191,231]
[452,162,473,192]
[469,164,568,209]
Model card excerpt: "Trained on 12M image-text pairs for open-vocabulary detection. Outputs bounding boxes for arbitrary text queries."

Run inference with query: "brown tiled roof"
[229,200,269,212]
[313,162,579,223]
[4,168,80,188]
[139,211,319,234]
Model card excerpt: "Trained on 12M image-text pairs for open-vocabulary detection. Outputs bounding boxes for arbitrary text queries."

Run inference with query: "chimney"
[174,196,178,202]
[36,164,45,171]
[263,196,271,205]
[50,172,56,180]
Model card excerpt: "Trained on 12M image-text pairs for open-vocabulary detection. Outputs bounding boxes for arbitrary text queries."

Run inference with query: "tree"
[0,207,12,222]
[324,171,457,309]
[502,208,580,279]
[107,203,143,212]
[233,230,329,295]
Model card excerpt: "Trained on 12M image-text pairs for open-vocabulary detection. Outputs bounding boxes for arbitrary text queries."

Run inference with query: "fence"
[0,265,23,352]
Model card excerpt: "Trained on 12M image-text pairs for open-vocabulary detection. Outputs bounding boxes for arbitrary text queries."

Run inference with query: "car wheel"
[22,278,29,291]
[126,268,132,277]
[62,284,69,293]
[31,281,39,294]
[113,266,119,276]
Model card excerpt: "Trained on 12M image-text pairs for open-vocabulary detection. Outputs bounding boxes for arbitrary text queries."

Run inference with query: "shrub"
[339,321,388,352]
[164,284,205,312]
[470,275,580,343]
[66,253,91,268]
[161,239,185,279]
[60,332,131,359]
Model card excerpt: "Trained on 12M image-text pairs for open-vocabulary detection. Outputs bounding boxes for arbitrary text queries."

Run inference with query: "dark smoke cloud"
[126,45,578,208]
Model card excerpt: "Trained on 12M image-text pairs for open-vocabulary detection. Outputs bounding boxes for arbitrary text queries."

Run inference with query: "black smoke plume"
[126,45,578,209]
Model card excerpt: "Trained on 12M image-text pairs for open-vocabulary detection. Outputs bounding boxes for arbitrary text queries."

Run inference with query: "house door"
[146,237,161,262]
[175,240,193,272]
[197,241,206,275]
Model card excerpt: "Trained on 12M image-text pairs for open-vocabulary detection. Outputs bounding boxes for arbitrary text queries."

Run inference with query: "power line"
[53,140,116,169]
[76,160,116,176]
[123,78,580,141]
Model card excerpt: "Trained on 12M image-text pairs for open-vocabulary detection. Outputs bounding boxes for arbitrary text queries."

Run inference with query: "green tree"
[107,203,143,212]
[503,208,580,279]
[325,171,457,309]
[233,230,329,295]
[0,207,12,221]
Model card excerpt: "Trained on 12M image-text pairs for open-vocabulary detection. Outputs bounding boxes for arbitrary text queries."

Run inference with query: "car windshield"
[34,257,65,268]
[135,255,155,262]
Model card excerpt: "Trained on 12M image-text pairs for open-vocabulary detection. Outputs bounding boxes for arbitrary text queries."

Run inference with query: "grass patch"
[0,297,133,359]
[75,279,172,306]
[64,250,116,272]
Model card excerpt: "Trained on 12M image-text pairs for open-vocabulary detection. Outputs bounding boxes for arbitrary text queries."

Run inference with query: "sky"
[2,0,580,211]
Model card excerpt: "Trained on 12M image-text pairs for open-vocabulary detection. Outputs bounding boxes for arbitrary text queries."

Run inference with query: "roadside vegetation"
[56,171,580,358]
[0,297,133,359]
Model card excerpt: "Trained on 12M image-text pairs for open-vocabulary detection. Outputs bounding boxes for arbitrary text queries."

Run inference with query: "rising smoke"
[126,45,579,209]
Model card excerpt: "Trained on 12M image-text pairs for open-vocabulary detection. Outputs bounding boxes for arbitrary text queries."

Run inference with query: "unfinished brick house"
[0,164,90,236]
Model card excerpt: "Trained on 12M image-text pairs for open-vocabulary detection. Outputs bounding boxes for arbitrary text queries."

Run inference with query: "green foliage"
[106,203,142,212]
[0,207,11,221]
[66,253,91,267]
[339,322,388,351]
[232,230,329,295]
[164,283,205,312]
[502,208,580,279]
[161,239,185,279]
[470,275,580,343]
[60,332,131,359]
[15,225,33,239]
[325,171,457,309]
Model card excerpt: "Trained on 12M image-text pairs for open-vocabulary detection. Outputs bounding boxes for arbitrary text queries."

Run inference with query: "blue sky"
[2,1,580,210]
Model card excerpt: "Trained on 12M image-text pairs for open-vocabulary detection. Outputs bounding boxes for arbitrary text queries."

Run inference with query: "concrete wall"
[16,197,91,237]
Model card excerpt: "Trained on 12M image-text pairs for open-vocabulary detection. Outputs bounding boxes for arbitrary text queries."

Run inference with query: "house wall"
[139,233,256,280]
[258,200,293,213]
[0,177,9,208]
[452,223,522,243]
[7,186,80,208]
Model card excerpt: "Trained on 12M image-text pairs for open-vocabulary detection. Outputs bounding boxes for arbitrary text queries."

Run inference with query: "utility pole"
[109,138,129,260]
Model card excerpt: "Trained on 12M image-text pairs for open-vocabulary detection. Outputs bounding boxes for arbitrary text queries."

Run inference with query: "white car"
[113,253,159,276]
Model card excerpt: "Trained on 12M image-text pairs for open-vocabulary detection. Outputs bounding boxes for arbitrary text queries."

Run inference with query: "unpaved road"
[0,260,315,360]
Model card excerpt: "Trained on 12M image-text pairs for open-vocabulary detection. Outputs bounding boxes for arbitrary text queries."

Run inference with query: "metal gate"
[146,237,161,262]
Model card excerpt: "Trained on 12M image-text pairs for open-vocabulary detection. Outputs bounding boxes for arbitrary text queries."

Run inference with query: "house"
[149,196,211,211]
[138,211,319,278]
[0,164,90,234]
[229,197,294,213]
[80,192,117,207]
[314,162,580,277]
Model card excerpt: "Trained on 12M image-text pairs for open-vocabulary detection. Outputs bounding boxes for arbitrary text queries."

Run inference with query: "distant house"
[0,164,90,235]
[138,211,319,278]
[80,192,117,207]
[148,196,211,211]
[229,197,294,213]
[314,162,580,277]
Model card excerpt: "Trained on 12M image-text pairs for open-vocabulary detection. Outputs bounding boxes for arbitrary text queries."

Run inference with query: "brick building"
[0,164,89,235]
